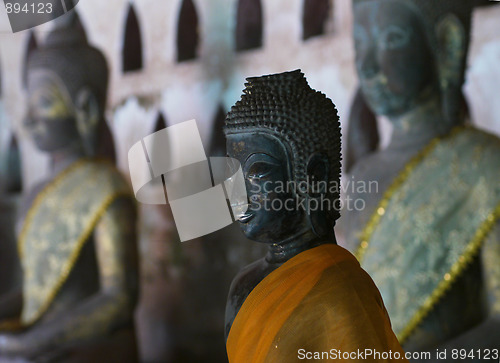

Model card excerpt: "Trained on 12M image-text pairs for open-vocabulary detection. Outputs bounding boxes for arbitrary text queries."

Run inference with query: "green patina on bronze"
[357,127,500,342]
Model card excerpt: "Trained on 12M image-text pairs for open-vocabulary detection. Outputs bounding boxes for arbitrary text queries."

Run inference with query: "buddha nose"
[359,50,379,80]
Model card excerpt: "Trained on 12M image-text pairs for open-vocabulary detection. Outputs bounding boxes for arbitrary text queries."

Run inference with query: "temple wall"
[0,0,356,188]
[0,1,498,185]
[465,5,500,137]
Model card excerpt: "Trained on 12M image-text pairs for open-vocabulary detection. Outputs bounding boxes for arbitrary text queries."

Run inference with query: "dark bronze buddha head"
[352,0,472,124]
[224,70,342,244]
[24,19,109,157]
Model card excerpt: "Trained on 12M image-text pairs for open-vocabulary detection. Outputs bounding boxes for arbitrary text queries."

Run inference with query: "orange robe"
[227,244,408,362]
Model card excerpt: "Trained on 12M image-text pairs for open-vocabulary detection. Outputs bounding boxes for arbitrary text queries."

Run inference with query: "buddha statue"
[224,70,407,362]
[342,0,500,355]
[0,20,139,362]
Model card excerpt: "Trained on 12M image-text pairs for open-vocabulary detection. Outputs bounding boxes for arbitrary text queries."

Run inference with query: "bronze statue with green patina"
[342,0,500,356]
[224,71,342,339]
[224,70,406,362]
[0,19,139,362]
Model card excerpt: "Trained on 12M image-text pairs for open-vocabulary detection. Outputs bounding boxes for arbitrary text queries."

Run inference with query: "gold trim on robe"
[355,126,500,343]
[18,159,133,326]
[227,244,407,363]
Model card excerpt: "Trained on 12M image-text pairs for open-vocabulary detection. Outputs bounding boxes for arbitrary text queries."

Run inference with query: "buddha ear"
[306,153,329,193]
[436,14,467,125]
[75,87,100,156]
[345,87,379,174]
[436,14,466,92]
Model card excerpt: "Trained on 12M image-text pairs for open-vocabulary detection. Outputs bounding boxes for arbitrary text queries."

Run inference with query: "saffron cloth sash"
[227,244,407,363]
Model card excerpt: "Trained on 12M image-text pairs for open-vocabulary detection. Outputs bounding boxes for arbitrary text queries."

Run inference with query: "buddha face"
[25,70,80,152]
[353,0,436,117]
[226,132,306,243]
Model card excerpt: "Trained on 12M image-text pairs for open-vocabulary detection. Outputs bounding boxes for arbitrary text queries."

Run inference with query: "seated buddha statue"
[342,0,500,355]
[0,22,139,362]
[224,70,407,363]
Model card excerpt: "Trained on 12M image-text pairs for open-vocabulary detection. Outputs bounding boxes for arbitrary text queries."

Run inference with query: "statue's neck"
[265,229,335,265]
[387,90,463,151]
[49,144,86,178]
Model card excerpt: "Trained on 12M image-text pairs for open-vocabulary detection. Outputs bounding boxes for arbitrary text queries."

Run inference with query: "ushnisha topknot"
[225,69,342,224]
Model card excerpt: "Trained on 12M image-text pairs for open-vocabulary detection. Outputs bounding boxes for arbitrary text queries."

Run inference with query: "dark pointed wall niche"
[150,112,169,187]
[97,120,117,164]
[5,133,22,193]
[122,4,143,73]
[235,0,263,52]
[22,31,38,89]
[302,0,330,40]
[209,105,227,157]
[176,0,200,62]
[154,112,168,133]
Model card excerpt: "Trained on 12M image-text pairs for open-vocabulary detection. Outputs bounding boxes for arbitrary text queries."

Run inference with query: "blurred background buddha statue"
[224,70,406,363]
[342,0,500,354]
[0,13,139,362]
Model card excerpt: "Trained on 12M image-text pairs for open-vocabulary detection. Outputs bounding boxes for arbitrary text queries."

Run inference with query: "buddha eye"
[246,161,278,180]
[380,25,410,50]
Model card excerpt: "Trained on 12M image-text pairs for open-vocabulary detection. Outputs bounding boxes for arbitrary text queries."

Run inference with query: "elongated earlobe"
[436,14,467,126]
[306,153,331,237]
[345,87,379,173]
[75,87,100,157]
